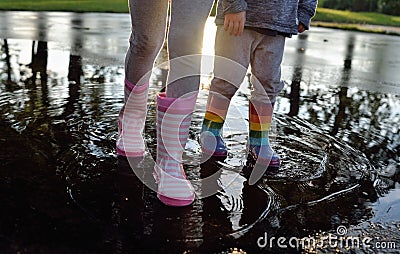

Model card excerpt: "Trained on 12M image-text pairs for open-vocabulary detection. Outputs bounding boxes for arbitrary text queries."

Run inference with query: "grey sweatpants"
[125,0,214,98]
[210,26,286,103]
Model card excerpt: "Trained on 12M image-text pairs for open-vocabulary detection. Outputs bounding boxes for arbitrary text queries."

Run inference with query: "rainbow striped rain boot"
[200,92,231,157]
[248,100,280,175]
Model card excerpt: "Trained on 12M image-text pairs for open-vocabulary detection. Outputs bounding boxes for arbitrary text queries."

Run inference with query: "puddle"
[1,15,399,253]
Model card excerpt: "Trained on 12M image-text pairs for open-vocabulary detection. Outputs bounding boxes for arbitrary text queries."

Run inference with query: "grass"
[0,0,129,13]
[312,22,399,35]
[314,8,400,27]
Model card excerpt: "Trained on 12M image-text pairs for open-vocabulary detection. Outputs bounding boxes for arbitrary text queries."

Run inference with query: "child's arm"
[221,0,247,36]
[298,0,318,31]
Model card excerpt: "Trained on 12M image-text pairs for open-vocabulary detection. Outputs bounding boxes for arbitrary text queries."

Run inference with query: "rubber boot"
[200,92,230,157]
[154,92,198,206]
[248,100,280,178]
[116,80,149,157]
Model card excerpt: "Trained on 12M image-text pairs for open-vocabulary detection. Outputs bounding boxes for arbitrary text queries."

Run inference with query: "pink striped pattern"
[154,92,198,206]
[116,80,149,157]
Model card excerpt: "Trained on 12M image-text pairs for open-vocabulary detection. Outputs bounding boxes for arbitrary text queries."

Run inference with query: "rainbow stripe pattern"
[249,101,273,146]
[201,92,230,156]
[248,100,280,171]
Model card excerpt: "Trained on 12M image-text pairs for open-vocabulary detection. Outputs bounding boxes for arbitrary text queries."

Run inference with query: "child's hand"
[224,11,246,36]
[298,23,306,33]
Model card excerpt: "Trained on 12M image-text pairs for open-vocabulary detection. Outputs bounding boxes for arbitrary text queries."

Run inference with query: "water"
[1,12,399,253]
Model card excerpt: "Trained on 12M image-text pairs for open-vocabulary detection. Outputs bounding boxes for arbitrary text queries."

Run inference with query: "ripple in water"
[1,37,398,253]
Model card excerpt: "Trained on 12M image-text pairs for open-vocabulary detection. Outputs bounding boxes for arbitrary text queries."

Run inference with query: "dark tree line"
[321,0,400,15]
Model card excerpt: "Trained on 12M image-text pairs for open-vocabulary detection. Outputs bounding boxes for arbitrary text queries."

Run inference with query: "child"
[116,0,214,206]
[201,0,317,179]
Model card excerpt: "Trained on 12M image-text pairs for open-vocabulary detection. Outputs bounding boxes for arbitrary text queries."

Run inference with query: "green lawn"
[0,2,399,28]
[0,0,129,13]
[314,8,400,27]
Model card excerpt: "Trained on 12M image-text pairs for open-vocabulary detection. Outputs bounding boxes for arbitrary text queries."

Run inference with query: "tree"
[322,0,400,15]
[352,0,378,12]
[379,0,400,15]
[322,0,379,12]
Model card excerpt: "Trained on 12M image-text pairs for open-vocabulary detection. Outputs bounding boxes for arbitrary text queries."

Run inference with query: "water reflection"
[1,22,399,253]
[287,33,308,117]
[330,34,354,136]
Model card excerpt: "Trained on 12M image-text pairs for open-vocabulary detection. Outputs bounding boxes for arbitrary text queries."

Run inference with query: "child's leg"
[248,34,286,174]
[117,0,169,156]
[249,35,286,104]
[201,91,231,156]
[201,27,254,156]
[166,0,214,98]
[154,0,213,206]
[125,0,169,85]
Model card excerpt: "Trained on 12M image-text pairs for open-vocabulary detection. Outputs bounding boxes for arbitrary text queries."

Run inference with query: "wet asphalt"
[1,10,399,254]
[0,11,129,65]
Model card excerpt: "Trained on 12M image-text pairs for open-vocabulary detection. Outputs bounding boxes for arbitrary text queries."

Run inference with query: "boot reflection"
[107,156,149,252]
[200,158,272,239]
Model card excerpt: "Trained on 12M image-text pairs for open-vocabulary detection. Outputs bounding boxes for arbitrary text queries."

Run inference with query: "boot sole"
[157,193,195,207]
[201,147,228,157]
[116,146,145,157]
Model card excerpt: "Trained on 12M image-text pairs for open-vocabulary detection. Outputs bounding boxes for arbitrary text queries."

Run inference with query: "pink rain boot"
[154,92,198,206]
[116,79,149,157]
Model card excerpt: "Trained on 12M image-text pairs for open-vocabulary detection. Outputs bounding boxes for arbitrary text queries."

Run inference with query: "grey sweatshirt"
[216,0,318,35]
